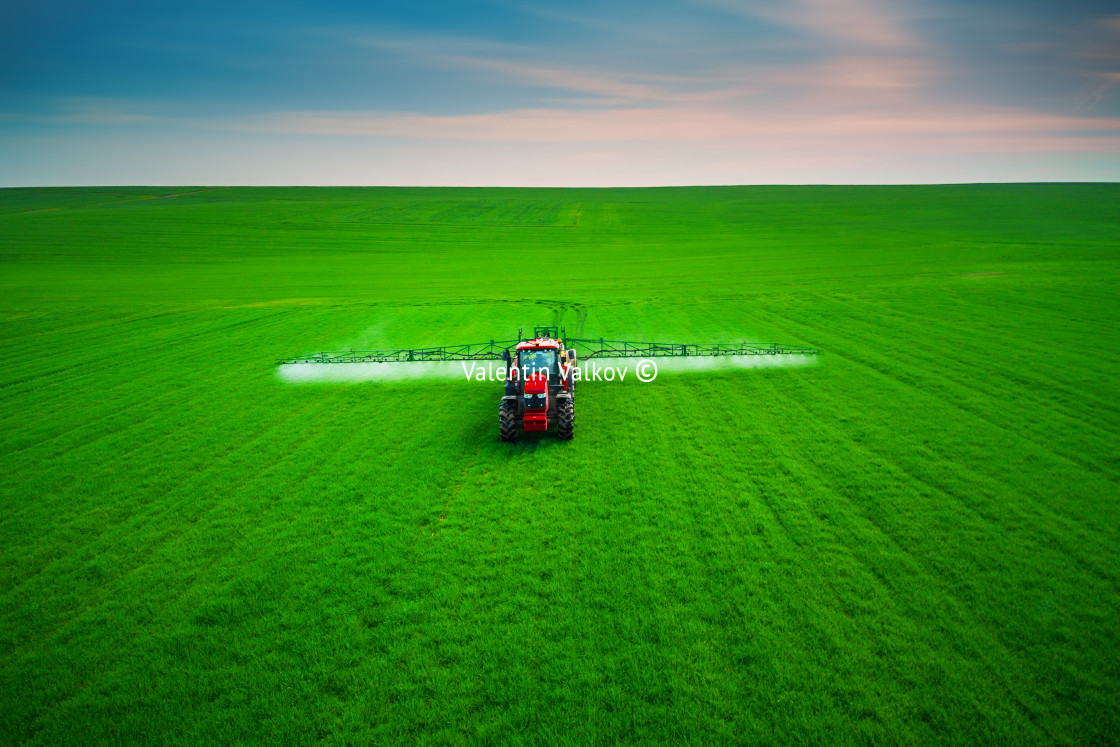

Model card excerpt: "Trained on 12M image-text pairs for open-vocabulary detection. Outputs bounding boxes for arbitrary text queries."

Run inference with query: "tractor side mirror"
[567,349,577,362]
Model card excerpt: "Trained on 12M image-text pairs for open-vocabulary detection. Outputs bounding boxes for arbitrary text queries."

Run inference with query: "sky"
[1,0,1118,186]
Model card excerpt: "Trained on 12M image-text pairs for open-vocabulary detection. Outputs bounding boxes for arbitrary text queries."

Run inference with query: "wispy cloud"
[1075,16,1120,113]
[1079,72,1120,114]
[0,98,159,126]
[352,32,757,105]
[698,0,926,49]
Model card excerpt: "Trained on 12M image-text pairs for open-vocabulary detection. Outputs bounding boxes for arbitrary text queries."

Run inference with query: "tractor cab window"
[524,392,547,409]
[520,349,557,376]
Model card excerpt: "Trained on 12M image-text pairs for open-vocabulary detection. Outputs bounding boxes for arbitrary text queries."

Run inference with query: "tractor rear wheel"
[557,398,574,440]
[499,401,519,443]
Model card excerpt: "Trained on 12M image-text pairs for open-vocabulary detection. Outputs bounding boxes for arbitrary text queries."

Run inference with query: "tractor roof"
[516,338,561,350]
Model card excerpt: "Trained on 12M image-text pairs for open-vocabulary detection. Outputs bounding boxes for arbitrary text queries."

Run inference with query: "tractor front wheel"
[499,401,519,443]
[557,398,574,440]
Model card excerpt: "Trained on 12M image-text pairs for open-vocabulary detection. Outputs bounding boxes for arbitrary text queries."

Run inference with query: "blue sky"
[1,0,1118,185]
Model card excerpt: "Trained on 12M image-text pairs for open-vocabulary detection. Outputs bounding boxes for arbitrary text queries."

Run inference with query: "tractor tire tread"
[557,399,574,440]
[499,401,519,443]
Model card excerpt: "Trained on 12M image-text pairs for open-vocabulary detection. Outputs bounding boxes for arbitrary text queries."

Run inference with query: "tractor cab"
[516,331,563,377]
[518,345,560,378]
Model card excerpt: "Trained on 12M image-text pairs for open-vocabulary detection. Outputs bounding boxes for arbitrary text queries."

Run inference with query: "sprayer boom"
[278,336,819,365]
[278,328,819,442]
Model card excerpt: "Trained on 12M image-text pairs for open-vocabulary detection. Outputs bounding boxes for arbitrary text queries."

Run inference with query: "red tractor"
[499,328,576,442]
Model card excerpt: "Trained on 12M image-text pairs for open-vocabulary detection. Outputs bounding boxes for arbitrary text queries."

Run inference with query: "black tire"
[499,401,519,443]
[557,398,574,440]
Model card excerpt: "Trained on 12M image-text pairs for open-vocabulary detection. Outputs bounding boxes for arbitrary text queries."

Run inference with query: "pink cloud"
[249,104,1120,152]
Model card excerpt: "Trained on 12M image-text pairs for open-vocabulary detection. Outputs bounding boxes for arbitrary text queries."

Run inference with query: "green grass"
[1,184,1118,744]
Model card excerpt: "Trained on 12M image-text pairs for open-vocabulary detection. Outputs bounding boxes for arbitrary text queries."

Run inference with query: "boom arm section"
[278,340,518,365]
[567,338,820,359]
[279,337,819,364]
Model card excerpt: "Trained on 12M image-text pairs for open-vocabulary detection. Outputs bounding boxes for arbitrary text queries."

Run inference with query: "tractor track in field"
[754,307,1120,591]
[427,444,482,537]
[680,380,991,727]
[780,352,1119,591]
[823,287,1120,418]
[0,365,268,549]
[0,310,287,394]
[14,188,230,214]
[776,398,1065,743]
[0,369,338,641]
[1,305,244,357]
[736,369,1063,740]
[815,300,1120,447]
[755,297,1120,480]
[836,315,1120,479]
[761,303,1120,513]
[0,311,300,482]
[0,389,352,738]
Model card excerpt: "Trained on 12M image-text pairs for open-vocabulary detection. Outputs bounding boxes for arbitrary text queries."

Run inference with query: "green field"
[1,184,1118,744]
